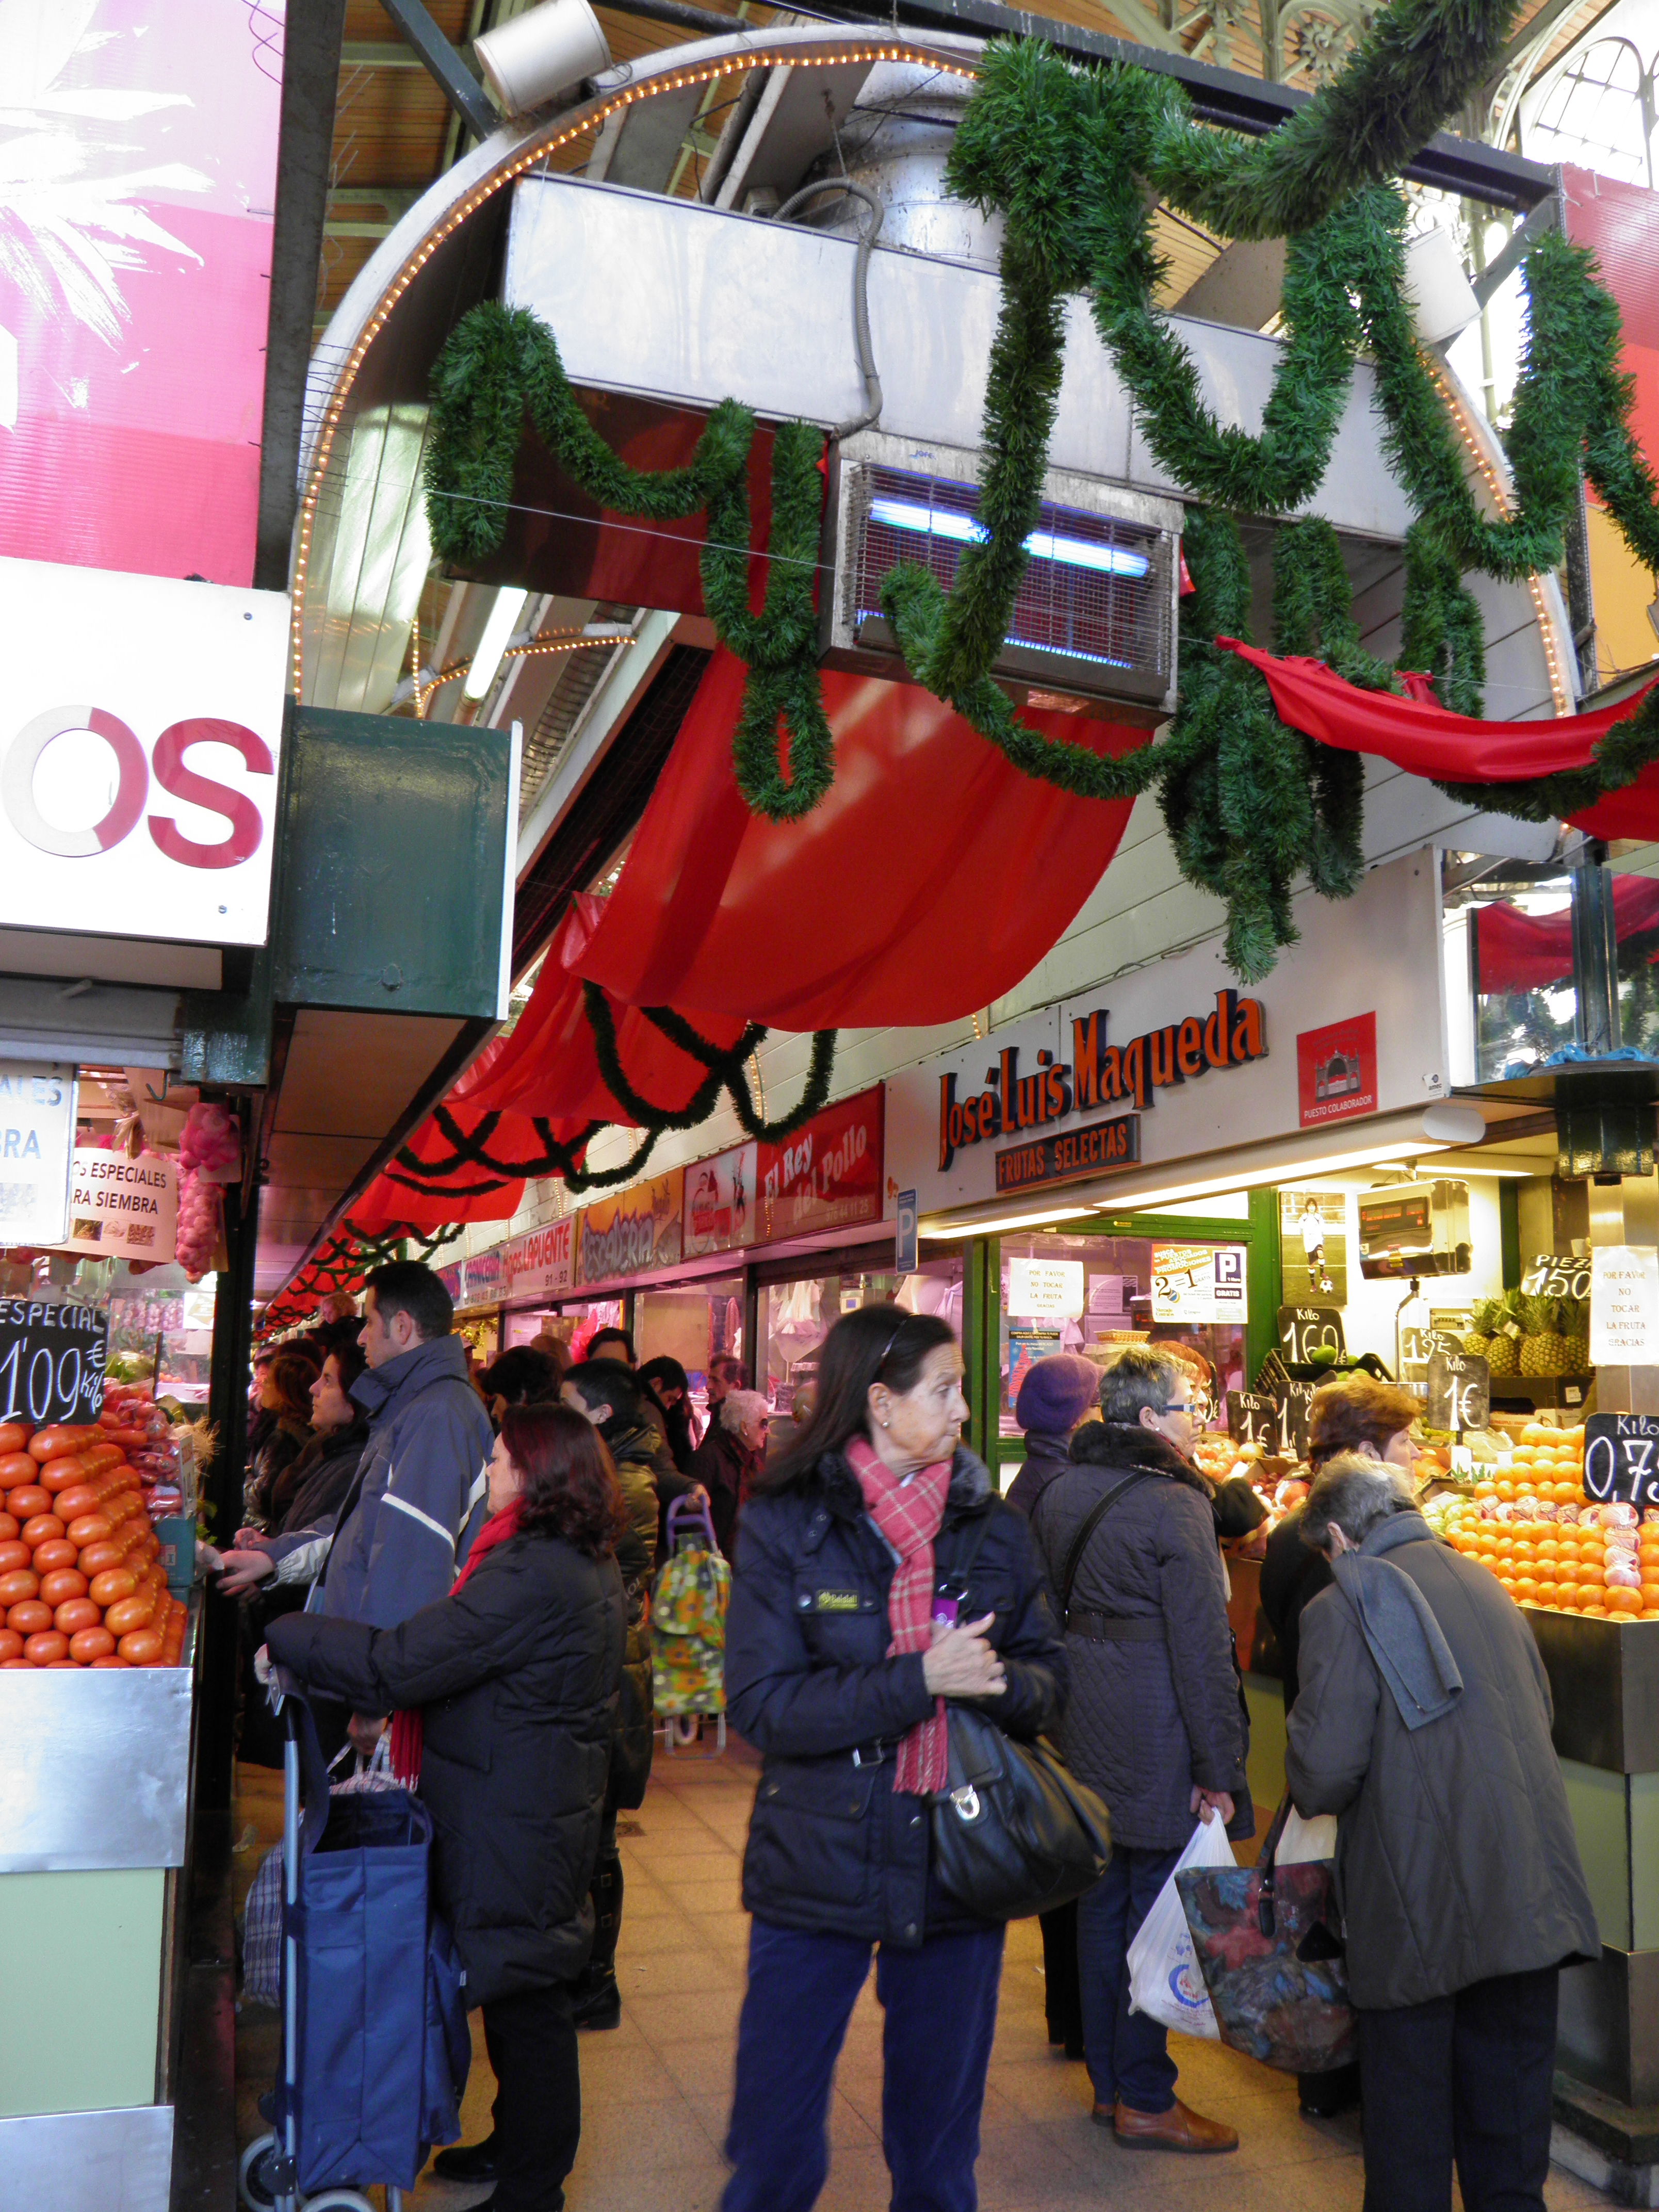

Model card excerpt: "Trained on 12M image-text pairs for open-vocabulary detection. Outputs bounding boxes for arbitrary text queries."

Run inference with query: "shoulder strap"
[1053,1469,1156,1621]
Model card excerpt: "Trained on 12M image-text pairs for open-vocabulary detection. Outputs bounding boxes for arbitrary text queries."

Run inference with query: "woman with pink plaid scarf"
[722,1303,1067,2212]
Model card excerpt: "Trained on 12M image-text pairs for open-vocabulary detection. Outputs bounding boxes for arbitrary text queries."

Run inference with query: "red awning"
[572,647,1147,1029]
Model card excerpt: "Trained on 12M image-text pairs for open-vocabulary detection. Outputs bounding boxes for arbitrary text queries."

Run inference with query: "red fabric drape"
[572,648,1148,1030]
[1216,639,1659,839]
[1475,876,1659,994]
[462,900,747,1120]
[349,904,752,1226]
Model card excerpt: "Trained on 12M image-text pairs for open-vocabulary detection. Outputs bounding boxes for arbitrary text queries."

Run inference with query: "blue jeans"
[723,1917,1006,2212]
[1076,1842,1183,2115]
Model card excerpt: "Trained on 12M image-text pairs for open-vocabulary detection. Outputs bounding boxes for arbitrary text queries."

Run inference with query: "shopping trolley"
[653,1493,731,1753]
[238,1672,469,2211]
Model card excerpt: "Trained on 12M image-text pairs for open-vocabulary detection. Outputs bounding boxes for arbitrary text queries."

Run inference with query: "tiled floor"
[232,1740,1615,2212]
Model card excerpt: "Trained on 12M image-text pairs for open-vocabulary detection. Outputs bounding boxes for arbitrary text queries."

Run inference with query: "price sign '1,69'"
[0,1300,106,1425]
[1583,1414,1659,1510]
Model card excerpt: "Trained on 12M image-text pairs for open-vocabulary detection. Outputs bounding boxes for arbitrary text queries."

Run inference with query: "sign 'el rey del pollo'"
[937,989,1267,1171]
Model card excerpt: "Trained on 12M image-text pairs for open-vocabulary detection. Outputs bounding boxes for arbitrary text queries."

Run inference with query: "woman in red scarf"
[268,1404,627,2212]
[722,1304,1067,2212]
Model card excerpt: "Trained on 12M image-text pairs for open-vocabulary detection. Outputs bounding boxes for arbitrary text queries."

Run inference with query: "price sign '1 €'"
[1426,1349,1489,1437]
[1583,1414,1659,1511]
[0,1300,107,1425]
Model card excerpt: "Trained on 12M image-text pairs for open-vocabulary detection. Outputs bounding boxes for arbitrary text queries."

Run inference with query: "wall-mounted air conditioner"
[820,430,1182,717]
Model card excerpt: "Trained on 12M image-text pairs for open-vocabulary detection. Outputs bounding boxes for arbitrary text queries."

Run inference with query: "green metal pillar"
[1246,1185,1282,1387]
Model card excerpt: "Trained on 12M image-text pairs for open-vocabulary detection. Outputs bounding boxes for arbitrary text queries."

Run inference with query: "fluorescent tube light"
[868,498,1150,579]
[463,588,529,700]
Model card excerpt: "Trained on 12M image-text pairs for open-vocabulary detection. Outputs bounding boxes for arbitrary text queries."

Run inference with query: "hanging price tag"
[1521,1253,1591,1302]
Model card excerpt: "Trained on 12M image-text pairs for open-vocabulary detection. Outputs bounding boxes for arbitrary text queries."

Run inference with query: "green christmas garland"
[425,1,1659,985]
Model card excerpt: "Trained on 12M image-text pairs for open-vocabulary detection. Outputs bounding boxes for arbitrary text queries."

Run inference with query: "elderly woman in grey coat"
[1288,1454,1599,2212]
[1029,1343,1250,2154]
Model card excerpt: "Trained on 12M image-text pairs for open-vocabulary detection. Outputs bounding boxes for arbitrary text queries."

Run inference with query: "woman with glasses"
[1030,1343,1251,2156]
[688,1386,771,1554]
[721,1303,1065,2212]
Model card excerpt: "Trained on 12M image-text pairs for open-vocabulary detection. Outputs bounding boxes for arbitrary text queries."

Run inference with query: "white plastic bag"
[1277,1808,1338,1865]
[1125,1813,1236,2038]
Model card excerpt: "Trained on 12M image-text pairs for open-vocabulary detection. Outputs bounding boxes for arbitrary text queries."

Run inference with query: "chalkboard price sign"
[1426,1348,1490,1436]
[0,1300,106,1426]
[1277,1305,1346,1367]
[1582,1414,1659,1509]
[1521,1253,1591,1303]
[1227,1391,1280,1448]
[1402,1326,1468,1371]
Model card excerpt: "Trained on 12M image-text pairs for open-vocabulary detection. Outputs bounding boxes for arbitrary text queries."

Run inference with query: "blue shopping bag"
[278,1703,467,2193]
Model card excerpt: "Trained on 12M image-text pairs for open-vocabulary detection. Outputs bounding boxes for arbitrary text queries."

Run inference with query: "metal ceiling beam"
[810,0,1557,208]
[254,0,349,593]
[377,0,498,139]
[340,38,427,66]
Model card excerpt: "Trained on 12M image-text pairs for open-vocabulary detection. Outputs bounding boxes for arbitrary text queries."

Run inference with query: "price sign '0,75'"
[1583,1414,1659,1511]
[0,1301,107,1426]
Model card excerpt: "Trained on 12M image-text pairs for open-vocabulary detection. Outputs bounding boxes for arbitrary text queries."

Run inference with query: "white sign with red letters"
[0,557,288,946]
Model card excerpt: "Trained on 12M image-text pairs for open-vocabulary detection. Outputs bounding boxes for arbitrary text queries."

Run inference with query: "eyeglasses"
[1163,1398,1212,1420]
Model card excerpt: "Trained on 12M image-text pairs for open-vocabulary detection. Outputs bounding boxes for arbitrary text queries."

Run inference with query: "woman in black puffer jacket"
[268,1403,627,2212]
[723,1304,1066,2212]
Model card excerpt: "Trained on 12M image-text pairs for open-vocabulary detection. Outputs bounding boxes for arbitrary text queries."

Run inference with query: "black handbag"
[928,1505,1113,1922]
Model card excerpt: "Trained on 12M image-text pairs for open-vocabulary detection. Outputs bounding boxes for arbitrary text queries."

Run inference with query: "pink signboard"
[0,2,283,584]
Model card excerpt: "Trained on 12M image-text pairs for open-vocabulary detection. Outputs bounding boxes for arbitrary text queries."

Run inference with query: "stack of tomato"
[0,1421,186,1668]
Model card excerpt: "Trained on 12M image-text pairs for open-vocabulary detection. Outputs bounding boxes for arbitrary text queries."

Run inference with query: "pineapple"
[1563,1294,1591,1374]
[1482,1295,1520,1377]
[1463,1299,1500,1364]
[1519,1294,1570,1378]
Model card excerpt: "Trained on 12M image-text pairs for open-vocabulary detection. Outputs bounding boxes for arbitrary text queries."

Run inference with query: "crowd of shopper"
[227,1288,1601,2212]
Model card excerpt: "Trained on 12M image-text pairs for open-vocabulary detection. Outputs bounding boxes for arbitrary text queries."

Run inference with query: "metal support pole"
[197,1175,262,1819]
[1571,838,1621,1059]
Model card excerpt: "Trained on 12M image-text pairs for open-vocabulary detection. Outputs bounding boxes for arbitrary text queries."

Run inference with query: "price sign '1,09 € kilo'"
[0,1301,106,1425]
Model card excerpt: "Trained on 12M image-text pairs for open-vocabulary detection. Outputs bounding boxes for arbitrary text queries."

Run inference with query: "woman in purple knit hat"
[1004,1351,1102,2059]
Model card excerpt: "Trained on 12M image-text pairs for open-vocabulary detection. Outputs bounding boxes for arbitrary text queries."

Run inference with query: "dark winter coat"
[1029,1422,1251,1850]
[267,1526,626,2008]
[688,1421,762,1557]
[1257,1508,1331,1710]
[276,1419,369,1538]
[320,1336,493,1630]
[1003,1430,1071,1522]
[247,1417,312,1526]
[599,1418,659,1805]
[1287,1521,1600,2010]
[725,1443,1066,1949]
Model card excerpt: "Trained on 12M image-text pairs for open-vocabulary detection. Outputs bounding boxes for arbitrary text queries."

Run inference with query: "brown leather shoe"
[1109,2097,1240,2153]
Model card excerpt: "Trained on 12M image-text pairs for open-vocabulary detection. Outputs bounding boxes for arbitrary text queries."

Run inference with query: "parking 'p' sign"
[0,557,287,946]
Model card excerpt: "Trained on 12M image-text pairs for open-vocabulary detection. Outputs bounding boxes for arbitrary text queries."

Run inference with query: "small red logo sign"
[1297,1012,1377,1128]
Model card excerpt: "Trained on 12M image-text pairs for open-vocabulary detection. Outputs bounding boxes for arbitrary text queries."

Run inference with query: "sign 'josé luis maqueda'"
[936,990,1267,1193]
[885,854,1448,1217]
[0,557,288,947]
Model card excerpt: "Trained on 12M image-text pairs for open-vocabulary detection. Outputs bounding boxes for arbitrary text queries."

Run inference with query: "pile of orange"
[1471,1423,1588,1509]
[0,1419,187,1666]
[1444,1501,1659,1618]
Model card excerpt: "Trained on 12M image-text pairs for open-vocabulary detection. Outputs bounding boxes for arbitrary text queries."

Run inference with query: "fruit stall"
[0,1373,206,2202]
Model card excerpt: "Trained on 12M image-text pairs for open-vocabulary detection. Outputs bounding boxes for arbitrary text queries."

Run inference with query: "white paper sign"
[56,1147,178,1263]
[1591,1245,1659,1366]
[0,1061,77,1245]
[1007,1257,1085,1319]
[1152,1243,1249,1325]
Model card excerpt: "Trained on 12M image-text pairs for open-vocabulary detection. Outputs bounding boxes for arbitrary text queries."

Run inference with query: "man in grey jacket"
[318,1262,491,1750]
[1031,1344,1249,2155]
[1288,1455,1600,2212]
